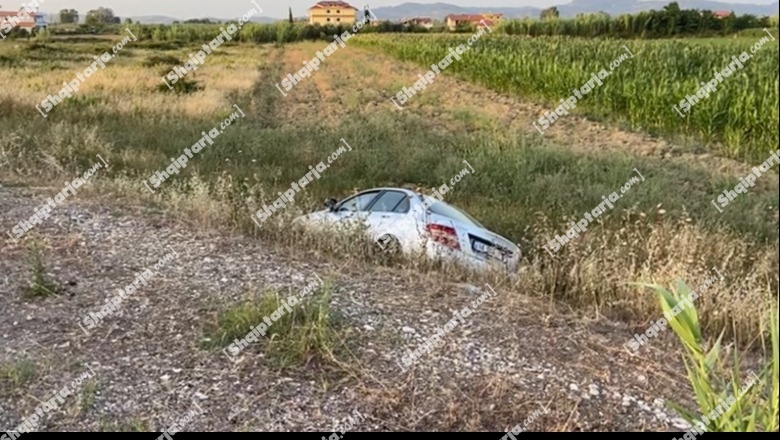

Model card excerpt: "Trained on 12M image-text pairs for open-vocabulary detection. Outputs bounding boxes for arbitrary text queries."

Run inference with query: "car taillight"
[426,223,460,250]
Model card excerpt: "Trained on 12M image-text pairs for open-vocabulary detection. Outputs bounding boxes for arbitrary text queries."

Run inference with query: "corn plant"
[353,34,779,163]
[645,281,778,432]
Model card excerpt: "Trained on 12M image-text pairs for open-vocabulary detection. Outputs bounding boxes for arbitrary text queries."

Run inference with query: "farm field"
[353,33,779,162]
[0,31,778,432]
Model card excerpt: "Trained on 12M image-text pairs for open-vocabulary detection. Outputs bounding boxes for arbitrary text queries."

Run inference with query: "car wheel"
[374,234,402,263]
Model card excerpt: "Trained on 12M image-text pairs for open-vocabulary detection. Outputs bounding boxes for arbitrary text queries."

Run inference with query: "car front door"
[333,191,381,225]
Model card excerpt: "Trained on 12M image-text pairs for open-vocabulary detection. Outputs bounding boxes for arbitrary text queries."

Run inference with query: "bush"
[156,66,203,94]
[156,77,202,95]
[142,54,182,67]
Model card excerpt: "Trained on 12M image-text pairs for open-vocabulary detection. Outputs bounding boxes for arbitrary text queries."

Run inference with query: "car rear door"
[365,191,419,243]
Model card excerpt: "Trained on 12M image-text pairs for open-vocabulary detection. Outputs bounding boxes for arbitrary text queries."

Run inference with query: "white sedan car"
[294,188,520,274]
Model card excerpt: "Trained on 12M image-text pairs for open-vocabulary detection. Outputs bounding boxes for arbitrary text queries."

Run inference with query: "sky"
[4,0,777,20]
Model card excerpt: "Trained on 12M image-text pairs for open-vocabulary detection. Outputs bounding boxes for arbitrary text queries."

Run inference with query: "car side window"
[392,196,410,213]
[370,191,408,213]
[337,192,379,212]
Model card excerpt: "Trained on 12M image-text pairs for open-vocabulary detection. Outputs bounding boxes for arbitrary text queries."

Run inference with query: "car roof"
[357,187,420,197]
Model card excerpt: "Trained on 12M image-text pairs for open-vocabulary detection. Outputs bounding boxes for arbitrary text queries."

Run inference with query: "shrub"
[142,54,182,67]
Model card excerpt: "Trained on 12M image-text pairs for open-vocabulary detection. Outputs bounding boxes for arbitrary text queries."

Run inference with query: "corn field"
[499,11,775,39]
[353,34,779,162]
[123,22,393,45]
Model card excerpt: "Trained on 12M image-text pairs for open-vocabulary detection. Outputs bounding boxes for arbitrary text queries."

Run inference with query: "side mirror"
[325,198,337,211]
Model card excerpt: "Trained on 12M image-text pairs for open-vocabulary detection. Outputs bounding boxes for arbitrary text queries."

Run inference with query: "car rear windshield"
[422,196,484,228]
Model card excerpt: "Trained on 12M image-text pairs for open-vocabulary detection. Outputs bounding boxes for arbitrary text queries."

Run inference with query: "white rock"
[569,383,579,392]
[637,400,652,412]
[671,417,690,430]
[402,326,416,334]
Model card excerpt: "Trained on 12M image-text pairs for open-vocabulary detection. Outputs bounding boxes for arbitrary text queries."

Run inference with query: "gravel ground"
[0,184,696,432]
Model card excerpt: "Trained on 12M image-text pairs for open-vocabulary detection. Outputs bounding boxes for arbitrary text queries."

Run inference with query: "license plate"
[472,241,490,253]
[487,248,507,262]
[472,240,507,262]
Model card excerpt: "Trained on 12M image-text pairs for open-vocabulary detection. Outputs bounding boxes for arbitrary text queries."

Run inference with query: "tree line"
[507,2,776,38]
[59,7,122,25]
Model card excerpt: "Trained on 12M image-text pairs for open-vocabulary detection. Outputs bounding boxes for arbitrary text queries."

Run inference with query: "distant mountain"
[558,0,779,17]
[127,15,279,24]
[370,2,537,20]
[371,1,779,20]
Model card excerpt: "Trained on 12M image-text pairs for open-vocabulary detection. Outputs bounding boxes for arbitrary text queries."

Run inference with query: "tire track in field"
[276,45,341,127]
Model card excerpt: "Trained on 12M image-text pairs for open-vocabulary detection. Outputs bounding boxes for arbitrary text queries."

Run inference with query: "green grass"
[0,360,38,396]
[80,379,99,414]
[25,239,59,299]
[205,283,353,369]
[5,104,776,244]
[141,54,182,67]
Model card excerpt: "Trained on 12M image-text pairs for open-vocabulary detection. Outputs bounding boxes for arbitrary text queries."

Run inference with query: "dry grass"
[354,371,569,431]
[24,237,60,299]
[519,210,777,339]
[0,42,265,120]
[52,173,774,345]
